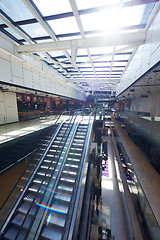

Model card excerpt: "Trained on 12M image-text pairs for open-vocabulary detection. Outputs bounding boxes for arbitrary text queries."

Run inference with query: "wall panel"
[116,10,160,96]
[0,58,12,83]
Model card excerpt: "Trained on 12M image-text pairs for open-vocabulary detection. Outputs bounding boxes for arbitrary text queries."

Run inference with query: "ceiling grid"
[0,0,159,95]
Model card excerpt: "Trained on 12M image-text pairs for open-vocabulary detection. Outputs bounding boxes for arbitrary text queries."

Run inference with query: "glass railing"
[0,111,76,232]
[115,138,160,240]
[0,113,59,144]
[117,110,160,146]
[0,112,67,229]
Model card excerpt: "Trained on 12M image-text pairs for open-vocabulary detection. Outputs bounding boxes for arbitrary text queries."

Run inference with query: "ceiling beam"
[21,0,86,82]
[69,0,98,81]
[72,79,120,83]
[18,32,146,53]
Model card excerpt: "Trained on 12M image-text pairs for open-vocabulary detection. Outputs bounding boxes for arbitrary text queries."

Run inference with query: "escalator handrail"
[25,113,79,239]
[63,113,94,240]
[0,113,79,237]
[34,118,80,240]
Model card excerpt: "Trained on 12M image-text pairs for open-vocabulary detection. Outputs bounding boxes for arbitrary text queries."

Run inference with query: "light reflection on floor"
[0,115,69,144]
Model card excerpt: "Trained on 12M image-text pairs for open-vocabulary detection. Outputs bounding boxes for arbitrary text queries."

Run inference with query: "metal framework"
[0,0,159,93]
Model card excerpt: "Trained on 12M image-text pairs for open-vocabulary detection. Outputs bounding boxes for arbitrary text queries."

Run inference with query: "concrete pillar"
[156,93,160,117]
[150,92,158,121]
[66,99,69,111]
[135,97,139,115]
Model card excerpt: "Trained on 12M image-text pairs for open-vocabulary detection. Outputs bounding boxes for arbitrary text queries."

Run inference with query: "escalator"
[0,114,93,240]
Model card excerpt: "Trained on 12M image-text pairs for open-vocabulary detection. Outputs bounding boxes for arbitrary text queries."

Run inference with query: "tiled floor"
[101,135,127,240]
[0,114,70,145]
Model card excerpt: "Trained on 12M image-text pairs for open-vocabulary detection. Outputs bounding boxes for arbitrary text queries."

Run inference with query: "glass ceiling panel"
[21,23,49,38]
[5,28,22,40]
[110,76,120,78]
[0,0,149,94]
[76,57,90,62]
[118,5,145,27]
[94,56,113,62]
[36,39,53,43]
[90,47,113,55]
[0,0,34,21]
[79,63,92,68]
[112,67,125,70]
[77,49,88,55]
[96,74,110,76]
[94,62,111,67]
[95,71,110,74]
[33,0,72,16]
[81,10,119,33]
[115,46,132,51]
[58,35,80,41]
[83,73,96,75]
[119,28,140,34]
[85,31,108,38]
[48,17,79,35]
[76,0,120,10]
[114,55,130,60]
[94,68,110,71]
[81,72,95,75]
[80,4,145,33]
[47,51,65,57]
[80,68,95,71]
[37,53,47,58]
[70,72,80,75]
[112,62,127,66]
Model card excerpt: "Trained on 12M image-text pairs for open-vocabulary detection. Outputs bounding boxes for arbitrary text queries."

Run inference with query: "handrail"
[34,114,80,240]
[0,150,36,212]
[23,113,78,239]
[0,150,36,176]
[0,113,78,237]
[63,113,93,240]
[111,126,143,240]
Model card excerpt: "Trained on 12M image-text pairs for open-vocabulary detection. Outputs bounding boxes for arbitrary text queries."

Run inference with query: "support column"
[135,97,139,115]
[150,92,158,121]
[66,99,69,111]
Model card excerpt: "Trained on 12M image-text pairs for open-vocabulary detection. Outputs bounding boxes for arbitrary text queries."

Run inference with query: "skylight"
[21,23,49,38]
[48,17,80,35]
[33,0,72,16]
[0,0,156,93]
[76,0,121,10]
[0,0,34,21]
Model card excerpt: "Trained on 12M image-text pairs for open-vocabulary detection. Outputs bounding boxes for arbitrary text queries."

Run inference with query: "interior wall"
[156,94,160,116]
[116,9,160,96]
[0,36,86,101]
[129,93,160,117]
[130,95,152,113]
